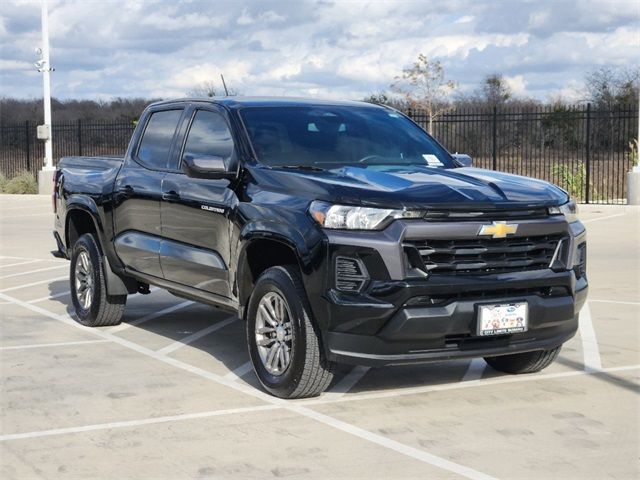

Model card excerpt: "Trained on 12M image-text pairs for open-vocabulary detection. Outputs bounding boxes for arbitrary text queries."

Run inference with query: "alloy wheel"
[255,291,293,376]
[74,250,94,310]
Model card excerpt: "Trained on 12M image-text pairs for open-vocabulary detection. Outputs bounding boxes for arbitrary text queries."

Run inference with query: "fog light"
[335,256,368,293]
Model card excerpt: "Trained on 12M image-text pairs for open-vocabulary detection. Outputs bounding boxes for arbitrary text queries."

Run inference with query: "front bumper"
[326,283,586,366]
[311,217,588,366]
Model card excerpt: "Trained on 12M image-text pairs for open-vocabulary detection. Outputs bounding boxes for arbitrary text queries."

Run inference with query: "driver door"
[160,107,238,298]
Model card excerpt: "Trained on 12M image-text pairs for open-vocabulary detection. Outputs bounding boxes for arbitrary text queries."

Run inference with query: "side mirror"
[181,155,234,180]
[451,153,472,167]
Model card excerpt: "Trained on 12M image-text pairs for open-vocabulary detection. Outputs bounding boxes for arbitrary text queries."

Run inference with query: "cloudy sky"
[1,0,638,102]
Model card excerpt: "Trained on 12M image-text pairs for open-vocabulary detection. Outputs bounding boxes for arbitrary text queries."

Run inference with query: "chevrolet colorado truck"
[53,97,588,398]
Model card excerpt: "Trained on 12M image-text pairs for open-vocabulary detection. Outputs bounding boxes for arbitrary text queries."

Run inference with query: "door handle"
[118,185,134,195]
[162,190,180,201]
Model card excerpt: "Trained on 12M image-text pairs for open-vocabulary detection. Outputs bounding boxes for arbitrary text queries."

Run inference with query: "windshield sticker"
[422,154,444,167]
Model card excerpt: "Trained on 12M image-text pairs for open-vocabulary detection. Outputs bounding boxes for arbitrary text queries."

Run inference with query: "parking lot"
[0,194,638,479]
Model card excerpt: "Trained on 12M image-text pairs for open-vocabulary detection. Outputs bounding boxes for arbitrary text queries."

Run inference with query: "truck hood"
[249,165,569,210]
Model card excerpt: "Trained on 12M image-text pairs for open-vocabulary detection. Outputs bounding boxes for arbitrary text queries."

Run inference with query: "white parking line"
[0,291,496,480]
[590,299,640,306]
[0,405,280,442]
[0,255,67,262]
[304,364,640,407]
[288,405,497,480]
[0,255,51,261]
[582,213,626,224]
[0,264,67,280]
[0,339,109,351]
[579,302,602,373]
[224,361,254,380]
[1,213,53,219]
[0,275,68,293]
[0,260,41,269]
[462,358,487,382]
[156,317,237,355]
[323,366,370,399]
[27,290,71,304]
[108,300,194,333]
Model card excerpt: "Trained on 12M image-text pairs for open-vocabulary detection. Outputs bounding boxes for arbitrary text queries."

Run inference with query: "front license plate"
[477,302,528,336]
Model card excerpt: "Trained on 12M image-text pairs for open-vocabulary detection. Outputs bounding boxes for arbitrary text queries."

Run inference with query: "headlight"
[549,200,578,223]
[309,200,422,230]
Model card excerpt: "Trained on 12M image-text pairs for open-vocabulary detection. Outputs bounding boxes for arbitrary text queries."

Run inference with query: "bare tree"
[362,91,408,110]
[584,67,639,108]
[187,80,219,98]
[187,78,240,98]
[391,54,456,133]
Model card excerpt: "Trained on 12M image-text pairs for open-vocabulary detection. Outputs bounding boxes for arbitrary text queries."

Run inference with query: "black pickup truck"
[53,97,588,398]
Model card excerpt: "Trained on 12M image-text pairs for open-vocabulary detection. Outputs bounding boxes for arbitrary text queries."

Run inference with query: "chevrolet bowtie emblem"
[478,221,518,239]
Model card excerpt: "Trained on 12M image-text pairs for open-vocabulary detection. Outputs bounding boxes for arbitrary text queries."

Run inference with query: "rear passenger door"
[113,107,184,278]
[160,106,238,298]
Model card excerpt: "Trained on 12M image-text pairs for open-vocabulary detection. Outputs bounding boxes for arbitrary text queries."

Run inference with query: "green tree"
[481,74,512,107]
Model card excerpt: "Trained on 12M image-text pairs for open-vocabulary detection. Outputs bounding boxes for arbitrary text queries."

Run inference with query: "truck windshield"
[240,106,454,169]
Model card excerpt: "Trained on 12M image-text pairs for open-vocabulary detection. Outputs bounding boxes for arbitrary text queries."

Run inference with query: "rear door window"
[137,109,183,170]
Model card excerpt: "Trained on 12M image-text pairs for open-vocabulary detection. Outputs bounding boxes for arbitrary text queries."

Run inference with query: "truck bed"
[57,155,124,198]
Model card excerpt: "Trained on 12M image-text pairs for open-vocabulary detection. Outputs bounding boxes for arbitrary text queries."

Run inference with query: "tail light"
[52,169,60,213]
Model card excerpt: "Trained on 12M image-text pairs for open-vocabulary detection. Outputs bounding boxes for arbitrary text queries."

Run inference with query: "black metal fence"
[411,105,638,204]
[0,121,136,179]
[1,105,637,203]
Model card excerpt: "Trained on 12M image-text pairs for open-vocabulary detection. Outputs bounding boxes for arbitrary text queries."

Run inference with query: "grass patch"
[0,172,8,193]
[3,171,38,194]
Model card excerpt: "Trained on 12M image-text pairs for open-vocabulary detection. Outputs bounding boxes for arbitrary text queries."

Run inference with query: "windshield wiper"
[278,165,325,172]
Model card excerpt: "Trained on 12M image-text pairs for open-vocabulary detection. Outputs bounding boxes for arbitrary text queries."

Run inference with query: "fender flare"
[235,222,311,310]
[65,197,136,296]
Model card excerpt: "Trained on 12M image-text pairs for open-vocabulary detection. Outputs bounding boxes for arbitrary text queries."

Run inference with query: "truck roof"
[149,96,386,110]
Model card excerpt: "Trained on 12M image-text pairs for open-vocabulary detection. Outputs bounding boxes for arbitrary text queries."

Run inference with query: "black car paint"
[54,97,587,366]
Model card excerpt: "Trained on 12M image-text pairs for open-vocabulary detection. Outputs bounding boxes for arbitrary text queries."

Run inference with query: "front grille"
[405,234,566,275]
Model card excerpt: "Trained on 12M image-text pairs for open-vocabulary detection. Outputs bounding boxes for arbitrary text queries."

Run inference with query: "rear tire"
[246,265,335,399]
[70,233,126,327]
[484,347,561,374]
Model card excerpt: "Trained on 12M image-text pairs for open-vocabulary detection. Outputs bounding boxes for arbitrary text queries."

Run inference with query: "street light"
[36,0,55,194]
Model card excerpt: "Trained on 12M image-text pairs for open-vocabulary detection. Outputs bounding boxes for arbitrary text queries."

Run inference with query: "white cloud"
[0,0,638,102]
[504,75,527,96]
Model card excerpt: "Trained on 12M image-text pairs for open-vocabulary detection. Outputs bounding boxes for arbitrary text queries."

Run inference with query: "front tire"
[70,233,126,327]
[484,347,561,374]
[246,266,335,399]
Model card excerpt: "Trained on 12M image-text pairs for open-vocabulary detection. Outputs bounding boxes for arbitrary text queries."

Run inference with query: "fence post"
[25,120,31,172]
[585,103,591,204]
[492,106,497,170]
[77,119,83,156]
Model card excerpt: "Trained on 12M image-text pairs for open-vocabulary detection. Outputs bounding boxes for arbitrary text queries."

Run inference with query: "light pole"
[36,0,55,194]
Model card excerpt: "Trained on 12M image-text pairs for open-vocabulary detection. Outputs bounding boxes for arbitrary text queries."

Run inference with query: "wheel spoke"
[257,337,275,347]
[278,344,286,370]
[266,343,279,371]
[265,299,280,325]
[256,326,276,334]
[282,343,290,365]
[258,304,278,327]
